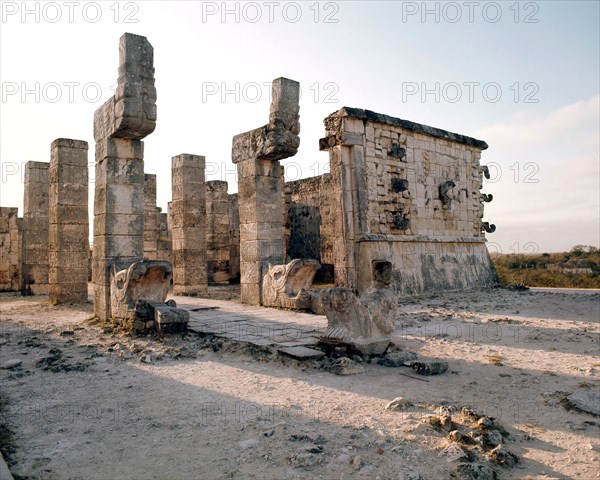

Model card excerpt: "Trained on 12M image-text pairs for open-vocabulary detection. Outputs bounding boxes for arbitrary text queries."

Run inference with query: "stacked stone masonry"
[22,161,50,294]
[48,138,89,303]
[92,33,157,320]
[143,174,160,260]
[0,208,22,291]
[171,154,207,296]
[319,107,497,295]
[205,181,230,285]
[228,194,240,282]
[232,77,300,305]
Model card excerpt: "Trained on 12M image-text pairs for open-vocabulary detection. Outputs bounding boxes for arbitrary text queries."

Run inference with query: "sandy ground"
[0,286,598,480]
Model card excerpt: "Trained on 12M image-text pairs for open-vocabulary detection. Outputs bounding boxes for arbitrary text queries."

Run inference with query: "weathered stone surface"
[319,106,498,295]
[233,78,300,305]
[0,207,22,292]
[567,390,600,416]
[143,174,159,259]
[92,34,157,320]
[49,138,89,304]
[327,357,365,375]
[22,161,49,294]
[171,154,207,296]
[377,349,418,367]
[278,346,325,360]
[410,361,448,376]
[93,33,156,141]
[110,260,172,321]
[228,194,240,281]
[262,259,320,309]
[314,287,394,355]
[206,181,230,284]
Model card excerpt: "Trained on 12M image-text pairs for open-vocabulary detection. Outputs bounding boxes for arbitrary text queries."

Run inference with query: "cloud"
[474,95,600,251]
[475,95,599,150]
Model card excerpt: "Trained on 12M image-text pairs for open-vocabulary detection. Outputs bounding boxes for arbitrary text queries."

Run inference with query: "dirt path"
[0,287,598,479]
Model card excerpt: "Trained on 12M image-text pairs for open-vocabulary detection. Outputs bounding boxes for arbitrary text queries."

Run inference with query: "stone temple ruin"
[0,33,497,352]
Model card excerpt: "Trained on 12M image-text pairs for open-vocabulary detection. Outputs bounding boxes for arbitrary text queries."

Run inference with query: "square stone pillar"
[48,138,89,303]
[93,138,145,318]
[228,194,240,281]
[0,207,22,291]
[171,154,207,296]
[232,78,300,305]
[92,33,157,320]
[22,161,49,294]
[206,180,230,284]
[144,173,159,260]
[236,157,285,304]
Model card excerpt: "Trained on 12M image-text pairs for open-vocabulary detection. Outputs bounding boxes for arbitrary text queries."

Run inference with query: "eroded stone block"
[262,258,320,309]
[110,259,172,321]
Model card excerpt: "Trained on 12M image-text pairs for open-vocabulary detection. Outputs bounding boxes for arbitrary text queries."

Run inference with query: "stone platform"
[174,295,328,357]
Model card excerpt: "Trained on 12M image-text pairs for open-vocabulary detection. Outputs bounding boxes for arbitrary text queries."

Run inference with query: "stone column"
[92,33,157,320]
[22,161,49,294]
[143,173,159,260]
[232,78,300,305]
[228,194,240,281]
[156,210,172,263]
[0,207,22,291]
[171,154,207,296]
[206,180,230,284]
[48,139,89,303]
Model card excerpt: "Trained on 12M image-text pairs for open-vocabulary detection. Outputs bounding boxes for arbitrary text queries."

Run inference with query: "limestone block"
[312,287,393,355]
[93,33,156,142]
[110,260,172,320]
[261,259,320,309]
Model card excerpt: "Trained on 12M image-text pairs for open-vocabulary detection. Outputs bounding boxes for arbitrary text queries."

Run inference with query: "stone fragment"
[385,396,413,411]
[377,349,418,367]
[410,361,448,376]
[0,359,22,369]
[487,445,518,467]
[567,390,600,417]
[439,443,468,462]
[278,346,325,360]
[327,357,365,375]
[450,463,496,480]
[154,304,189,333]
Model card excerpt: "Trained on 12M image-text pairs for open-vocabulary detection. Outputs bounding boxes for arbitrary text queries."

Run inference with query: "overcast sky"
[1,0,598,253]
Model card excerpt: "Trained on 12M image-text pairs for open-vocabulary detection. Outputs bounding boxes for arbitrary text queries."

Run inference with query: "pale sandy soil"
[0,286,598,480]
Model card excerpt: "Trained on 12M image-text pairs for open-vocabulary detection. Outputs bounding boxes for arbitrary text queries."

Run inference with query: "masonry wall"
[321,108,497,295]
[0,207,22,291]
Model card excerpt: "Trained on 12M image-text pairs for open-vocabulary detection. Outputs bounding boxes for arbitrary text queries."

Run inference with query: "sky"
[0,0,598,253]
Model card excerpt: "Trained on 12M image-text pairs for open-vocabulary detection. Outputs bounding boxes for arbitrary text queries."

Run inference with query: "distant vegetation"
[490,245,600,289]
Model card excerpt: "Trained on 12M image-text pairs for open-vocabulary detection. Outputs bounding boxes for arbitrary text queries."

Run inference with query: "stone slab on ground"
[177,295,327,352]
[278,346,326,360]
